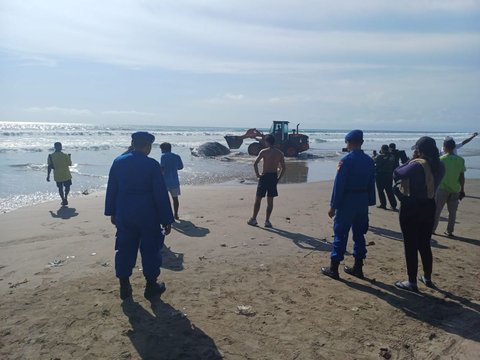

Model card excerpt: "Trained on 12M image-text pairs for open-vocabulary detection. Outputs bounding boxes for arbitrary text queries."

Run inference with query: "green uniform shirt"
[439,154,465,193]
[374,153,395,175]
[48,151,72,182]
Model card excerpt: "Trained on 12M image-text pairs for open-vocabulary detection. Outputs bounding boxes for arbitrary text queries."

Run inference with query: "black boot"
[119,277,132,300]
[321,260,340,280]
[144,279,166,300]
[344,258,364,279]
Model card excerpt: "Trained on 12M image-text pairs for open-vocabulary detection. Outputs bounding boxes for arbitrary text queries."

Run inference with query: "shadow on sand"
[436,233,480,247]
[49,206,79,219]
[262,227,332,252]
[369,226,449,249]
[161,246,184,271]
[342,278,480,343]
[122,299,221,359]
[172,220,210,237]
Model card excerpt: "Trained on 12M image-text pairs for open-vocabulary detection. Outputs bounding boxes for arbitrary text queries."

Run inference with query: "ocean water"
[1,121,479,213]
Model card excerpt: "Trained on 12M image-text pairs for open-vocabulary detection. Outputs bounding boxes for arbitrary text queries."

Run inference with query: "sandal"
[394,280,419,293]
[419,276,434,288]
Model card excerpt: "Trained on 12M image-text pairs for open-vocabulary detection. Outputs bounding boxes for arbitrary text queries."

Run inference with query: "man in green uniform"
[374,144,397,210]
[47,142,72,206]
[433,138,466,237]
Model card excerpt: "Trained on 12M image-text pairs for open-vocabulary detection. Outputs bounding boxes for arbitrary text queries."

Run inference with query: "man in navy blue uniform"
[105,132,174,300]
[321,130,376,279]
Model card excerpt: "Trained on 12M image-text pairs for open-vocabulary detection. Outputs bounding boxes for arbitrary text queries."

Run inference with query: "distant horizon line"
[0,119,474,134]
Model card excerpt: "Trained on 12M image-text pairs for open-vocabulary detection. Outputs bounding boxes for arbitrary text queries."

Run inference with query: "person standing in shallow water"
[105,132,174,301]
[46,142,72,206]
[393,136,445,292]
[160,142,184,220]
[321,130,376,280]
[247,134,286,228]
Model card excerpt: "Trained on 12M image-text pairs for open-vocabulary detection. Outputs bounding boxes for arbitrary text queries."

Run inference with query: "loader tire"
[248,143,262,156]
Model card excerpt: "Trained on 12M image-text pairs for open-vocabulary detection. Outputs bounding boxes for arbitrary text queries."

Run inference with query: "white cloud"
[0,1,478,74]
[1,1,478,130]
[102,110,155,116]
[202,93,246,104]
[17,54,58,67]
[223,93,244,100]
[25,106,93,116]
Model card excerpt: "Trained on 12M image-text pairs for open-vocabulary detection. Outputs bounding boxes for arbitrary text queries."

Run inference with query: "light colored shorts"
[168,187,181,197]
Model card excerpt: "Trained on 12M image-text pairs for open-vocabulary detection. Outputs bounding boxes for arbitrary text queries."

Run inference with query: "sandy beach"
[1,180,479,360]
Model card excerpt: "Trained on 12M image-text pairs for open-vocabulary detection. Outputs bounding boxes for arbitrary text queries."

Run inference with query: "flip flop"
[418,276,434,288]
[394,280,419,293]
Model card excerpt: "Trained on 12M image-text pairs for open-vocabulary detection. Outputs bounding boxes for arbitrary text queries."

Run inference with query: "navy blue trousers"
[115,218,164,280]
[331,204,369,262]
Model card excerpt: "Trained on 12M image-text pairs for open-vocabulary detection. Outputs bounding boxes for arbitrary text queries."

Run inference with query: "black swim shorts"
[256,172,278,198]
[56,179,72,188]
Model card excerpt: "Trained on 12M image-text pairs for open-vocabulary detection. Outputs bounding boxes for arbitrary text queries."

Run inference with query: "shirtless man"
[247,134,286,228]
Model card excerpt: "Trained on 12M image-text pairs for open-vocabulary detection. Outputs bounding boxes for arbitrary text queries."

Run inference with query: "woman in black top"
[393,137,445,292]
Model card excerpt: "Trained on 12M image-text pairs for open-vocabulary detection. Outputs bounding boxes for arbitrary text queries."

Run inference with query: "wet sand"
[1,180,479,359]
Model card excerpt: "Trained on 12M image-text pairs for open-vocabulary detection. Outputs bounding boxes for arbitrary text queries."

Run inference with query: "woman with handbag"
[393,137,445,292]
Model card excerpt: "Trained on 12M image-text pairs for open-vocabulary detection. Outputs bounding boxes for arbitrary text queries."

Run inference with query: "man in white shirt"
[444,132,478,155]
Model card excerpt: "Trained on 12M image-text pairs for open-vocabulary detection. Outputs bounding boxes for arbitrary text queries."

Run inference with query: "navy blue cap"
[345,129,363,142]
[411,136,435,151]
[131,131,155,144]
[411,136,438,157]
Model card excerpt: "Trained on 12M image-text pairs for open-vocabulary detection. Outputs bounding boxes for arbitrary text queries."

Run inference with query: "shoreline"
[0,157,340,214]
[5,154,480,214]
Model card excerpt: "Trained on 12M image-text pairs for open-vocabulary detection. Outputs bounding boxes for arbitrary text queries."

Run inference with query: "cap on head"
[54,142,62,151]
[345,129,363,143]
[131,131,155,148]
[411,136,437,157]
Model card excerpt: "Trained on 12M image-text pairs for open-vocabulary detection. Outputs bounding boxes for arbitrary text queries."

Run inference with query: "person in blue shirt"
[321,130,376,280]
[105,132,174,300]
[160,142,184,220]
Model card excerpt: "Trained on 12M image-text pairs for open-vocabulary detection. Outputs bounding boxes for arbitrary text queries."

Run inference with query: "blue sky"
[0,0,479,130]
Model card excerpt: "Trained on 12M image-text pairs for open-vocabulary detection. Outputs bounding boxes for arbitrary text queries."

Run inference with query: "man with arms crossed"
[247,134,286,228]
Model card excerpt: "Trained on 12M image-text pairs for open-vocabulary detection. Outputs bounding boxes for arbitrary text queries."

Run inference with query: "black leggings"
[399,198,435,283]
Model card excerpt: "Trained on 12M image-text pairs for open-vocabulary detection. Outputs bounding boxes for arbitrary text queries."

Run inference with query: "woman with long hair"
[393,137,445,292]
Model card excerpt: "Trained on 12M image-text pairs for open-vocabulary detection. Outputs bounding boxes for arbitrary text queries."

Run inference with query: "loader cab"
[269,121,289,144]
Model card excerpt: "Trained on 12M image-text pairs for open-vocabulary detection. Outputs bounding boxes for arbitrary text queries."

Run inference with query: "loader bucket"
[224,135,244,149]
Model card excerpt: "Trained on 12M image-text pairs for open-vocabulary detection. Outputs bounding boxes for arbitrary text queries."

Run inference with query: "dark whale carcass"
[191,142,231,157]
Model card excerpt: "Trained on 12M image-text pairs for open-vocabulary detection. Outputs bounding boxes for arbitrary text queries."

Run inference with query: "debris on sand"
[380,347,392,359]
[9,279,28,288]
[48,259,65,267]
[236,305,256,316]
